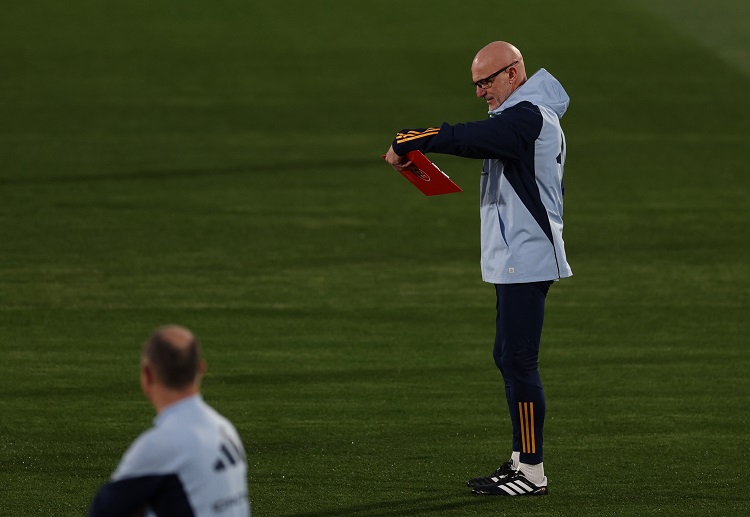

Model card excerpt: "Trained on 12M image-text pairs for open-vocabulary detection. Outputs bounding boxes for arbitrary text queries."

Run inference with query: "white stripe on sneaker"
[514,480,534,492]
[499,484,517,495]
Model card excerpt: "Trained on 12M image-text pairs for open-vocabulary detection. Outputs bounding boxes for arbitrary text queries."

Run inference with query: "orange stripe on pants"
[529,402,536,454]
[518,402,536,454]
[518,402,527,453]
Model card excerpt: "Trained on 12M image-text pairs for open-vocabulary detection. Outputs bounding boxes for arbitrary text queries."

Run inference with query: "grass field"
[1,1,749,516]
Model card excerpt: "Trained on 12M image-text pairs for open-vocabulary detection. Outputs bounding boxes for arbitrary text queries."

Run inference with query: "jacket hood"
[489,68,569,118]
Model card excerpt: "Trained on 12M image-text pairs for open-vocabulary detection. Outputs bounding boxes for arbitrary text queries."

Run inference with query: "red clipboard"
[384,151,462,196]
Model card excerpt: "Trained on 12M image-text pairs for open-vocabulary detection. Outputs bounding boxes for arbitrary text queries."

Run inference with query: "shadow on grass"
[280,493,500,517]
[0,158,375,186]
[214,365,473,386]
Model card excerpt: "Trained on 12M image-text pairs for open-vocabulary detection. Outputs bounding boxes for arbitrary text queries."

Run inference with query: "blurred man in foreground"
[89,325,250,516]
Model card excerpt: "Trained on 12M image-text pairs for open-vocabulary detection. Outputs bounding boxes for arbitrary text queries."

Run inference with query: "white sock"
[510,451,520,468]
[519,461,547,486]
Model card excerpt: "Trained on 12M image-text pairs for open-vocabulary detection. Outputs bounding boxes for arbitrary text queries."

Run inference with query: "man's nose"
[476,86,486,98]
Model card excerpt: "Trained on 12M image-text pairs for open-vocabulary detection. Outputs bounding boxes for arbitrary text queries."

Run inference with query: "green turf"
[1,1,749,515]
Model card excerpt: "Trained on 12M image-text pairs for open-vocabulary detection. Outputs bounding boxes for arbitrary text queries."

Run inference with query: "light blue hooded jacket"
[89,395,250,517]
[392,68,572,284]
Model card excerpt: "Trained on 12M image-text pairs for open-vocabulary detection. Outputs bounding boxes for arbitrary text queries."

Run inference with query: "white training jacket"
[392,68,572,284]
[89,395,250,517]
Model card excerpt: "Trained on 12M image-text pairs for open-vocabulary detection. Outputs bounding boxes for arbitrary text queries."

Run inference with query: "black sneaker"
[471,469,548,496]
[466,461,515,487]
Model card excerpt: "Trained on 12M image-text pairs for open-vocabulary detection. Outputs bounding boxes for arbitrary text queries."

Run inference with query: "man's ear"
[198,360,207,377]
[508,66,518,83]
[141,362,155,389]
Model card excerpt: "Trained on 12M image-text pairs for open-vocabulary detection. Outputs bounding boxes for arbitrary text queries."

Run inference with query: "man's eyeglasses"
[472,60,519,89]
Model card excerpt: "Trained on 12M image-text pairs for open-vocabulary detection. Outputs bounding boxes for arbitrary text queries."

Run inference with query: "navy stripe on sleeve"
[89,474,194,517]
[391,102,542,160]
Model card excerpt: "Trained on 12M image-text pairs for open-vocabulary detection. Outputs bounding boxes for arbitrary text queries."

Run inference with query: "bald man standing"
[89,326,250,516]
[385,42,572,496]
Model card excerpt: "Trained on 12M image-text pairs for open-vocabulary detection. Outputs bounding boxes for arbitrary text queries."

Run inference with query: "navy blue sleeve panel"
[392,102,543,159]
[88,475,194,517]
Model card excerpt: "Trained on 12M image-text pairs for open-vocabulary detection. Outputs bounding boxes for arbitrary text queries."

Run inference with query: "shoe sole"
[472,486,548,496]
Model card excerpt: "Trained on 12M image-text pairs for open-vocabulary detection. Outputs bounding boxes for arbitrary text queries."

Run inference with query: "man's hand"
[384,145,413,171]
